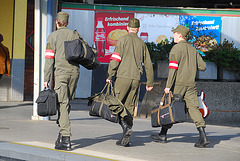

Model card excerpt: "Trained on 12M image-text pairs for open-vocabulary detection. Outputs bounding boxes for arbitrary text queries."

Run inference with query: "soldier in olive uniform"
[150,25,210,148]
[106,18,154,147]
[43,12,80,151]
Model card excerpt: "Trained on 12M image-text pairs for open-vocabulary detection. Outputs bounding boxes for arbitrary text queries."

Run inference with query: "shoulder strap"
[73,30,87,44]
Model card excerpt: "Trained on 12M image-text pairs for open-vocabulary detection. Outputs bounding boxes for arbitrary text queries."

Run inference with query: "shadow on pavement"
[0,103,33,109]
[71,130,240,150]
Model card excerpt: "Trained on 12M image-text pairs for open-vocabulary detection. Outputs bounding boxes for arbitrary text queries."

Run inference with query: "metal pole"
[47,0,53,38]
[32,0,41,120]
[40,0,54,121]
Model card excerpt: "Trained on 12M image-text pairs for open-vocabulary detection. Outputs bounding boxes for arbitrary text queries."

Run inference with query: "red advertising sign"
[94,12,134,63]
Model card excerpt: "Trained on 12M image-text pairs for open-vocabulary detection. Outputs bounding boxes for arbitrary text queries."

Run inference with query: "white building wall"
[62,9,95,98]
[221,17,240,49]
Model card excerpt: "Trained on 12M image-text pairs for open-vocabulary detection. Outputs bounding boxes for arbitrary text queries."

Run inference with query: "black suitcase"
[151,92,188,127]
[36,88,57,116]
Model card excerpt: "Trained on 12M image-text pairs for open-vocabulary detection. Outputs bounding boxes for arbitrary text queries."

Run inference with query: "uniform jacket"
[166,40,206,88]
[107,32,154,87]
[44,27,80,82]
[0,43,10,75]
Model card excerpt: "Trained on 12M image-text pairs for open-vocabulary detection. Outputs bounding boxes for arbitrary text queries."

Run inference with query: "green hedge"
[146,41,174,64]
[204,39,240,75]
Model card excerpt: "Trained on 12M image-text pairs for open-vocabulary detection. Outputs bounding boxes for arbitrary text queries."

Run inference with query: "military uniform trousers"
[164,85,205,129]
[54,73,79,136]
[114,78,140,123]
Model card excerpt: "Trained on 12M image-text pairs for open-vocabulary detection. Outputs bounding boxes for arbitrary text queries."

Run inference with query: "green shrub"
[146,40,175,64]
[204,39,240,75]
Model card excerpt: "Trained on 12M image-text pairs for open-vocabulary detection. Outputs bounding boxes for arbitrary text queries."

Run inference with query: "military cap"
[56,11,69,21]
[171,25,190,36]
[128,18,140,28]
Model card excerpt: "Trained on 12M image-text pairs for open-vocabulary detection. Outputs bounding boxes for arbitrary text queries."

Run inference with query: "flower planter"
[218,67,240,81]
[157,61,169,79]
[197,62,217,80]
[156,61,239,81]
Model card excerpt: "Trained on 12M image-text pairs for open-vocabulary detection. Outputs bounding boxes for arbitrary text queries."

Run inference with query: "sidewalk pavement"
[0,99,240,161]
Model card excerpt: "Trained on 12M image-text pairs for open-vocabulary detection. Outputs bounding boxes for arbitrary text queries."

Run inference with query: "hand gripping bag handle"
[159,91,173,107]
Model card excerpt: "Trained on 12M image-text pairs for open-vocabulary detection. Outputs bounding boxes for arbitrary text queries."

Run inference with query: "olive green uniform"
[107,32,154,124]
[44,27,80,137]
[166,40,206,128]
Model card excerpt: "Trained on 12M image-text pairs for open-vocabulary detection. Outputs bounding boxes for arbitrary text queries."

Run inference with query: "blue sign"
[179,16,221,54]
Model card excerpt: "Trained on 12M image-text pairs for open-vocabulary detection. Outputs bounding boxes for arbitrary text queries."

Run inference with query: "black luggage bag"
[88,83,124,123]
[36,88,58,116]
[89,99,119,123]
[64,31,100,70]
[151,91,188,127]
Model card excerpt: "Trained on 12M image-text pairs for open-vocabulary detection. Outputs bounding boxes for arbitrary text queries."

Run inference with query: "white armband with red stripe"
[45,49,55,59]
[169,60,178,70]
[110,52,121,62]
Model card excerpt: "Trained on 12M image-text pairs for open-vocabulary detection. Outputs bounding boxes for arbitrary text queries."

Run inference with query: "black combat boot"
[116,119,133,147]
[150,127,168,143]
[194,127,210,148]
[55,133,62,148]
[55,133,72,151]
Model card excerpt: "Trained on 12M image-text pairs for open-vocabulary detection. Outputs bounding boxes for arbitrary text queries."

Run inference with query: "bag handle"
[106,83,115,96]
[109,83,115,96]
[159,91,173,107]
[100,83,115,96]
[160,93,166,106]
[106,83,111,95]
[168,91,173,104]
[100,83,108,94]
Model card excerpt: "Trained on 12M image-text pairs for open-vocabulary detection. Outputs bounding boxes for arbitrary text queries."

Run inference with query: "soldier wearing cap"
[150,25,210,148]
[106,18,154,147]
[43,11,80,151]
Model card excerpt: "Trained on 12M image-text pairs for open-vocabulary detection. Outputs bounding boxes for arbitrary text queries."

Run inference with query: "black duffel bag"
[88,83,127,123]
[36,87,58,117]
[64,30,100,70]
[151,91,188,127]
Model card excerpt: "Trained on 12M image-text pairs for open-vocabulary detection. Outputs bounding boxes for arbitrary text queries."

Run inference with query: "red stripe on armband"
[110,52,121,62]
[169,60,178,70]
[45,49,55,59]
